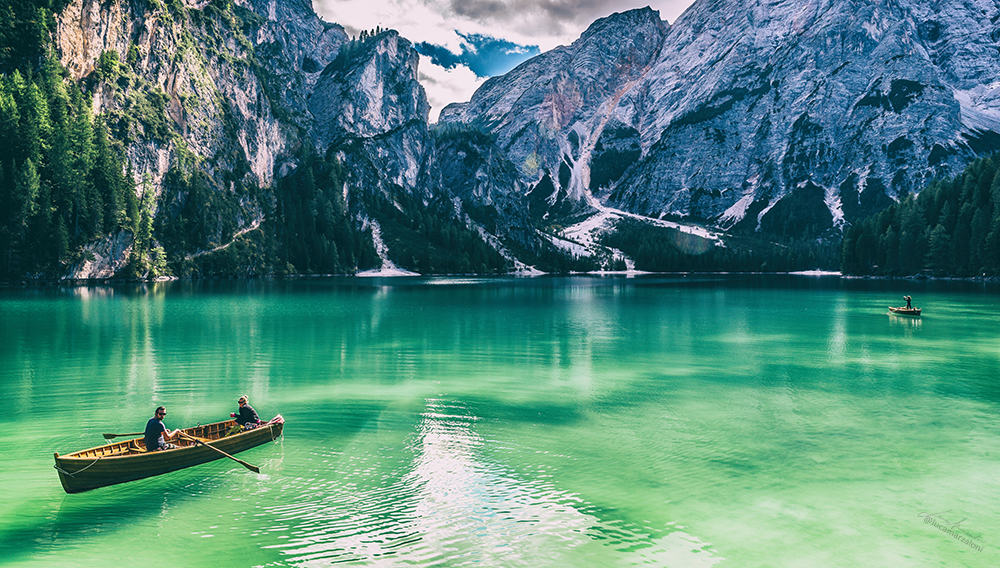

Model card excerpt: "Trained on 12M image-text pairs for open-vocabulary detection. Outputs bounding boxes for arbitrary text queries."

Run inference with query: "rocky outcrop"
[55,0,132,80]
[65,230,134,279]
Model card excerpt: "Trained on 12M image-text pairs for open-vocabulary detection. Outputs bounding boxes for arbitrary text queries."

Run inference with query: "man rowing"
[145,406,181,451]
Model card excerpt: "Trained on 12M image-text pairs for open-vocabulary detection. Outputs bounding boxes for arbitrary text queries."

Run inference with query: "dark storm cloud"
[415,33,541,78]
[447,0,652,36]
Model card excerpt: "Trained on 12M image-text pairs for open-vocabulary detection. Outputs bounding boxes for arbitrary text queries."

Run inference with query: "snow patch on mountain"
[718,193,755,230]
[359,218,421,276]
[560,191,723,257]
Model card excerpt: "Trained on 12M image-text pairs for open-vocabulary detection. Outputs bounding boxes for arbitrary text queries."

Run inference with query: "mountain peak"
[577,6,668,43]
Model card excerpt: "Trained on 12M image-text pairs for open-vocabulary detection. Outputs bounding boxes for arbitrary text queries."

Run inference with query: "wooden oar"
[103,432,144,440]
[177,431,260,473]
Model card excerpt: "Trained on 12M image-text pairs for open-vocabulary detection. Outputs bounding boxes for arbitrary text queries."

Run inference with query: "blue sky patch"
[416,32,540,78]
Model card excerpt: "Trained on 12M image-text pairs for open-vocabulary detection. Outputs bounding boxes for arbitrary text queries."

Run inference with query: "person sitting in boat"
[232,395,262,430]
[904,295,913,309]
[145,406,180,451]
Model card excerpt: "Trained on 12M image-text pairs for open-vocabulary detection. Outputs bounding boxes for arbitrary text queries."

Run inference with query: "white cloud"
[314,0,471,52]
[417,57,485,122]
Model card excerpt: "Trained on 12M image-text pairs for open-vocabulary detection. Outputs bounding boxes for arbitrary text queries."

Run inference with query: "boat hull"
[54,416,283,494]
[888,306,921,316]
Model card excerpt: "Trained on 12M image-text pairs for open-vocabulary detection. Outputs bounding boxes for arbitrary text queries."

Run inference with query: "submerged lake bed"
[1,275,999,567]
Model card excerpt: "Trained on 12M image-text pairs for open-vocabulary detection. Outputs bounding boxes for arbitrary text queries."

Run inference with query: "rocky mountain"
[441,0,1000,244]
[21,0,1000,280]
[308,28,431,195]
[41,0,555,279]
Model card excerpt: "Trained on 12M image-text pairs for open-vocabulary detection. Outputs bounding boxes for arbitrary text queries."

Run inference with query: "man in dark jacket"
[145,406,180,451]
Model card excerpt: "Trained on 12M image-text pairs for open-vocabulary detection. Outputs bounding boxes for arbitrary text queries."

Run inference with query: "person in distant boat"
[904,295,913,309]
[145,406,180,451]
[232,395,262,430]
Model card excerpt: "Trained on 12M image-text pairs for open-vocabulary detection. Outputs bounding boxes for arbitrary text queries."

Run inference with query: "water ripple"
[256,399,722,567]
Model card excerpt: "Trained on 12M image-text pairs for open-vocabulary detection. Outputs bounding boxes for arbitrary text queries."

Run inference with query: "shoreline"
[4,270,1000,288]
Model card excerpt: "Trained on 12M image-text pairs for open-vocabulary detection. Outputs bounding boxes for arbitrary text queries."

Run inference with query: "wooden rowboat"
[54,415,284,494]
[888,306,921,316]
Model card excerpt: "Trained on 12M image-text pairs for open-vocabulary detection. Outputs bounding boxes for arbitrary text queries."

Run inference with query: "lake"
[1,275,998,567]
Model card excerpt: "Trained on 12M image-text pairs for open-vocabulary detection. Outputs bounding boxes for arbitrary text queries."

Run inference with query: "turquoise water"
[1,275,998,567]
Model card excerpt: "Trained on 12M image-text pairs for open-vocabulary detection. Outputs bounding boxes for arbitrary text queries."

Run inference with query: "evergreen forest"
[841,154,1000,277]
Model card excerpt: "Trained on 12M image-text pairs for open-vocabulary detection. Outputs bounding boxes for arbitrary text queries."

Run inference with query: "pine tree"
[925,224,950,275]
[13,158,40,240]
[19,77,51,166]
[92,120,122,231]
[0,82,20,154]
[7,157,41,272]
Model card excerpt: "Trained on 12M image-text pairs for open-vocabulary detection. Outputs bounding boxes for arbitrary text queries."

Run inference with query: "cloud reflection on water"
[261,398,722,566]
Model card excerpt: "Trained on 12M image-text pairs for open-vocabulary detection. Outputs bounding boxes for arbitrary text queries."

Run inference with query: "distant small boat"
[889,306,921,316]
[54,415,283,493]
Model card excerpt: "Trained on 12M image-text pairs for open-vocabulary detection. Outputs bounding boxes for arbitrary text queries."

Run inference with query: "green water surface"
[1,275,998,567]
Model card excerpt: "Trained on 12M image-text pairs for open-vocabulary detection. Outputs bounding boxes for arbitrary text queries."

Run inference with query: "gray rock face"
[65,230,135,279]
[56,0,347,193]
[442,0,1000,239]
[427,128,538,251]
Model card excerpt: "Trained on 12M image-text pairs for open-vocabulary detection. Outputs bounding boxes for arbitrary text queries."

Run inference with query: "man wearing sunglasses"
[144,406,180,451]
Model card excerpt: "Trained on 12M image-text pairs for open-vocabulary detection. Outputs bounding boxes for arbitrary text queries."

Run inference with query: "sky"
[311,0,698,121]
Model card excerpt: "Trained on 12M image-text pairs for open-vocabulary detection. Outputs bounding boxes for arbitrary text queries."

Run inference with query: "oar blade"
[103,432,142,440]
[178,431,261,474]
